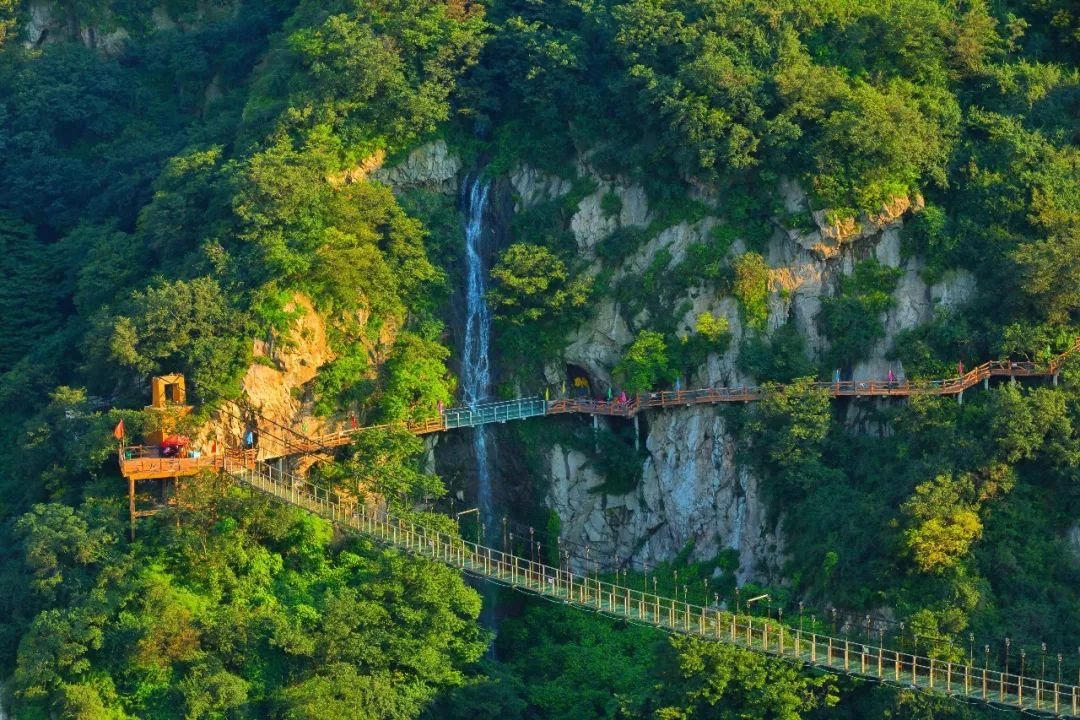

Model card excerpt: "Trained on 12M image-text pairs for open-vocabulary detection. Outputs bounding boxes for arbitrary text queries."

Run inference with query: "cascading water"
[461,176,495,536]
[461,174,500,643]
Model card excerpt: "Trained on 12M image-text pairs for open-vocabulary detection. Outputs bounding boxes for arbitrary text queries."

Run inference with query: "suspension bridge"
[223,453,1080,718]
[116,340,1080,716]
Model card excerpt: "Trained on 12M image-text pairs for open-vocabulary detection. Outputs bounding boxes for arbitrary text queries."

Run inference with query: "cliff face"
[510,160,977,583]
[22,1,238,52]
[185,137,979,586]
[549,410,781,584]
[198,293,338,458]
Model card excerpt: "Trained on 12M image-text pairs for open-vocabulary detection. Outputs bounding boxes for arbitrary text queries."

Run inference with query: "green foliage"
[273,0,486,162]
[744,378,836,502]
[9,487,486,719]
[694,312,729,343]
[376,331,456,423]
[600,191,622,218]
[595,226,648,264]
[647,636,838,719]
[820,260,903,368]
[489,243,589,324]
[902,203,955,282]
[0,0,14,47]
[738,321,816,383]
[616,330,670,392]
[892,309,979,379]
[586,426,646,496]
[0,215,63,373]
[481,600,838,720]
[494,604,660,718]
[732,252,770,331]
[339,427,445,509]
[902,474,984,574]
[88,277,250,403]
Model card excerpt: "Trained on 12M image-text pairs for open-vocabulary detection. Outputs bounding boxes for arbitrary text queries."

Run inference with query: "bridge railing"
[227,458,1079,717]
[443,397,548,429]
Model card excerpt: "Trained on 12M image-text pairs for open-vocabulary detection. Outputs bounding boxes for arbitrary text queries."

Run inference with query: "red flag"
[113,419,125,441]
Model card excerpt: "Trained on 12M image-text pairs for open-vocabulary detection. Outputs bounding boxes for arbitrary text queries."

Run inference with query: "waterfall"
[461,176,495,535]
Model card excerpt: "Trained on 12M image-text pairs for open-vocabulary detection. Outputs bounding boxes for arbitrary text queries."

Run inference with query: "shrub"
[733,252,770,330]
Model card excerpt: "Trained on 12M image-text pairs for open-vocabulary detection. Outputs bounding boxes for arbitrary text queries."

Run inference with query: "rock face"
[371,140,461,192]
[510,165,572,210]
[570,179,651,253]
[512,163,970,583]
[547,408,783,584]
[200,294,338,458]
[1068,523,1080,562]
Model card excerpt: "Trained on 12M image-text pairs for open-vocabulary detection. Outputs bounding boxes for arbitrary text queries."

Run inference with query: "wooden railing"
[135,337,1080,468]
[119,446,255,480]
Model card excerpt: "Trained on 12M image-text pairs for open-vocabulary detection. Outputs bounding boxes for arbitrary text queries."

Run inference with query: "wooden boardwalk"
[285,337,1080,453]
[120,338,1079,474]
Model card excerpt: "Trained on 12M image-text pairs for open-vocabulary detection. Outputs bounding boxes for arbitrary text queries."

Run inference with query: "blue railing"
[443,397,548,429]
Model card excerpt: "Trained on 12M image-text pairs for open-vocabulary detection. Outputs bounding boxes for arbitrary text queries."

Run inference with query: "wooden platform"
[119,447,256,480]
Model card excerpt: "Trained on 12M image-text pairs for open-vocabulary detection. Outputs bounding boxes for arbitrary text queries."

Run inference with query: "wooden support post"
[634,415,640,452]
[957,390,964,405]
[593,414,599,454]
[1053,373,1059,387]
[128,475,136,541]
[983,377,989,390]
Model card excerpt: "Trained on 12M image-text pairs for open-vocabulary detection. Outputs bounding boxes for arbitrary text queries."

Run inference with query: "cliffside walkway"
[272,337,1080,456]
[227,455,1080,718]
[118,339,1079,473]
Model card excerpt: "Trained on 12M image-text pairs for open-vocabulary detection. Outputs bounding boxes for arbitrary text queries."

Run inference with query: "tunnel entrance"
[565,364,595,399]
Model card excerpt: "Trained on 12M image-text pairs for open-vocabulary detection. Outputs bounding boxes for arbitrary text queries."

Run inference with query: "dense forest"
[0,0,1077,718]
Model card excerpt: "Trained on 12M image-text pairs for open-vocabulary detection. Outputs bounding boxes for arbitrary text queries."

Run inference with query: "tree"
[1012,226,1080,323]
[342,427,444,507]
[0,215,64,373]
[489,243,589,324]
[86,277,249,403]
[616,330,670,392]
[819,259,903,368]
[902,474,984,574]
[377,331,456,423]
[646,636,838,719]
[732,252,769,331]
[283,0,486,160]
[744,378,836,500]
[0,0,14,47]
[694,312,729,343]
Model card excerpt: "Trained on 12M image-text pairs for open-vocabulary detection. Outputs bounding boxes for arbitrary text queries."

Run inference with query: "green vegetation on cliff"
[0,0,1077,718]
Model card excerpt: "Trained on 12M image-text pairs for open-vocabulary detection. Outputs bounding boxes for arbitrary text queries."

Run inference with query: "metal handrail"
[229,459,1080,718]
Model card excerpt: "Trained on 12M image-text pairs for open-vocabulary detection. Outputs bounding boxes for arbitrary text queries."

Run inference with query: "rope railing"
[227,457,1080,718]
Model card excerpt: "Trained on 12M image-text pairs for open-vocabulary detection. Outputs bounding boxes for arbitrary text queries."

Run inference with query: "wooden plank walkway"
[120,338,1080,474]
[228,457,1080,718]
[285,337,1080,453]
